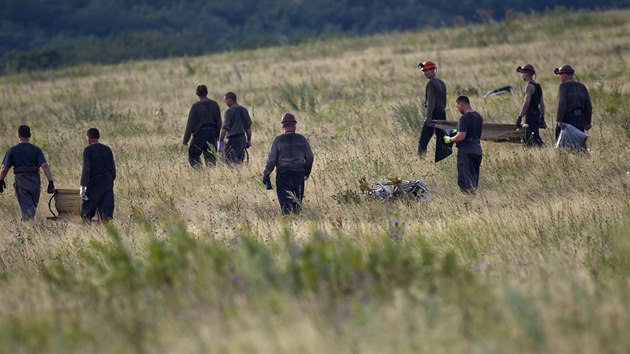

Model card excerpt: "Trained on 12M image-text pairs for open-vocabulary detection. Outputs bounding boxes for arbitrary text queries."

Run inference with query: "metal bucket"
[48,188,82,219]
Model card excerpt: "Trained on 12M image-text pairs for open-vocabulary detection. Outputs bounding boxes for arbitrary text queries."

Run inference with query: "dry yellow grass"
[0,8,629,353]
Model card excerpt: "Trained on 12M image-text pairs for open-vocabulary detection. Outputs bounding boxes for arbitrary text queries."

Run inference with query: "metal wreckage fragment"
[368,179,429,201]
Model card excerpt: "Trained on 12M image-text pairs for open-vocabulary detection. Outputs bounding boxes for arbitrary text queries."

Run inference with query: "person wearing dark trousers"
[444,96,483,195]
[218,92,252,164]
[183,85,222,167]
[417,60,447,156]
[516,64,546,146]
[263,113,314,215]
[0,125,56,220]
[554,64,593,145]
[80,128,116,223]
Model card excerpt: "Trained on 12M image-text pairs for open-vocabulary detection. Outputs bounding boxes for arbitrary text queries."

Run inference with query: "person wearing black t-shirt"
[443,96,483,194]
[0,125,56,220]
[218,92,252,164]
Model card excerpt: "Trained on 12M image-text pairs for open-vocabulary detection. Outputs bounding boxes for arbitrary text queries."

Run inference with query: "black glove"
[47,180,56,194]
[0,179,5,193]
[516,116,523,127]
[539,112,547,129]
[262,175,273,190]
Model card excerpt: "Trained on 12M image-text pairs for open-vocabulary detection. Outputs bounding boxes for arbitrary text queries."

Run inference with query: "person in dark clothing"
[263,113,314,215]
[444,96,483,194]
[554,64,593,144]
[183,85,222,167]
[417,60,447,156]
[80,128,116,223]
[218,92,252,164]
[0,125,56,220]
[516,64,546,146]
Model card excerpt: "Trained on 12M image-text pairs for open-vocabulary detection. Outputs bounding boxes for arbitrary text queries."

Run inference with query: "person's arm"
[557,85,567,127]
[304,140,314,179]
[219,128,228,142]
[518,83,534,118]
[0,165,9,181]
[539,91,546,116]
[446,115,468,144]
[183,107,195,145]
[585,88,593,130]
[213,102,222,131]
[41,162,53,182]
[425,81,436,121]
[219,107,231,143]
[80,148,90,187]
[450,131,467,144]
[245,109,252,142]
[0,151,10,190]
[110,148,116,181]
[263,138,279,177]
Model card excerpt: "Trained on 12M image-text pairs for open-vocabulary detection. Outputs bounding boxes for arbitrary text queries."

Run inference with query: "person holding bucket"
[80,128,116,223]
[218,91,252,165]
[0,125,56,220]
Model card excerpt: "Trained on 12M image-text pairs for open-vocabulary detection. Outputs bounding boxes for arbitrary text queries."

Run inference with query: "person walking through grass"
[417,60,447,156]
[516,64,546,146]
[263,113,314,215]
[80,128,116,223]
[443,96,483,195]
[0,125,56,220]
[183,85,222,167]
[218,92,252,164]
[554,64,592,144]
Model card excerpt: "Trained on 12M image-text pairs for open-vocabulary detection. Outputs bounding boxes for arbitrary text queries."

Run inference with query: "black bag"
[435,137,453,162]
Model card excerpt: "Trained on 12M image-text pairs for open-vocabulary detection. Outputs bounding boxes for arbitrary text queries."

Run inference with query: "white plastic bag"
[555,123,588,150]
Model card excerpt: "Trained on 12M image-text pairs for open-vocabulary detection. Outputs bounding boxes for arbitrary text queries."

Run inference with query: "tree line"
[1,0,628,73]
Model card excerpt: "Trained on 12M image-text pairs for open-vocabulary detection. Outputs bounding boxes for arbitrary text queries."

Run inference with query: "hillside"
[1,8,629,353]
[2,0,630,72]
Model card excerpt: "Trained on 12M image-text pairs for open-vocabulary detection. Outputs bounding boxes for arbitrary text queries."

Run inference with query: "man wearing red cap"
[417,60,447,157]
[263,113,314,215]
[554,64,592,142]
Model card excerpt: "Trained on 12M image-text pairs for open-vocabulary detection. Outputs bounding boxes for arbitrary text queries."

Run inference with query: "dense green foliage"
[2,0,629,72]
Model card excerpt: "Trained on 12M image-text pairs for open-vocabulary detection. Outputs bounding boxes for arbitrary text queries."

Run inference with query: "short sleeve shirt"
[2,143,46,169]
[456,111,483,153]
[222,105,252,137]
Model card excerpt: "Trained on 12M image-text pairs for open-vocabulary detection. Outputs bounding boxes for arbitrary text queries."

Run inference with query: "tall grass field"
[1,8,629,353]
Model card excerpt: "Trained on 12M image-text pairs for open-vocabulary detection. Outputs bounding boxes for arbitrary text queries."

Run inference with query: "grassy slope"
[0,8,630,353]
